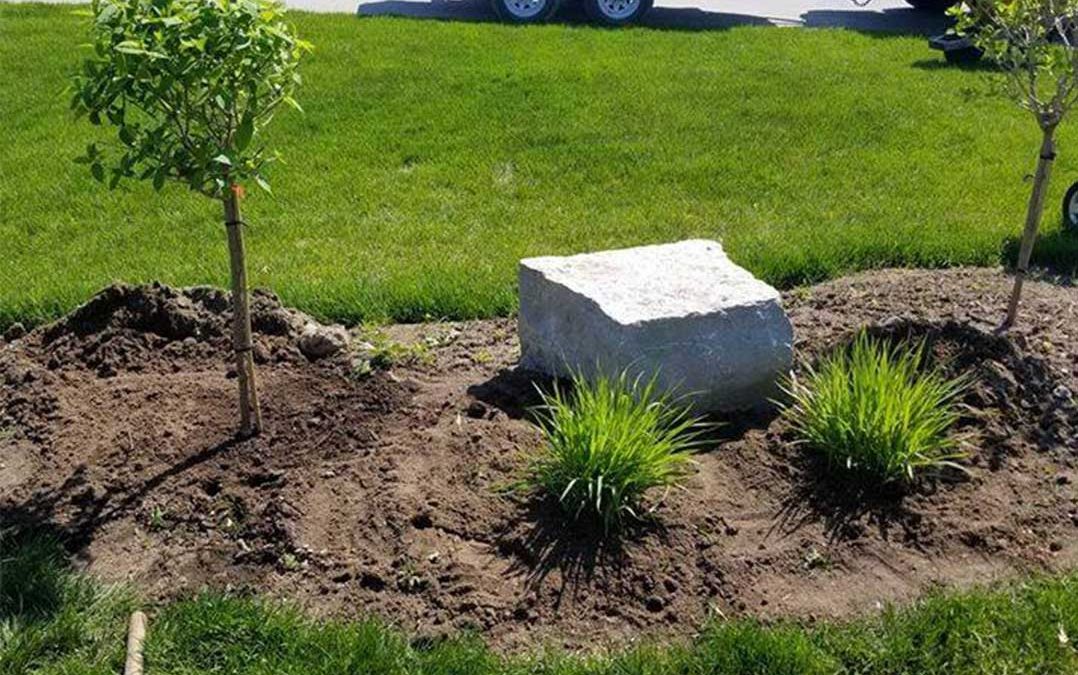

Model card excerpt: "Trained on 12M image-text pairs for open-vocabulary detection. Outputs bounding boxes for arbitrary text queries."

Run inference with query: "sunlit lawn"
[2,3,1076,329]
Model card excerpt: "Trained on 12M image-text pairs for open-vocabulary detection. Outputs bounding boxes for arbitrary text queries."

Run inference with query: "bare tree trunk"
[223,187,263,436]
[1004,124,1057,328]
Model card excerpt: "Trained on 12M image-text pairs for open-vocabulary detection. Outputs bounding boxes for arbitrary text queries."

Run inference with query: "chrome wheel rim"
[1068,191,1078,227]
[597,0,639,20]
[504,0,546,19]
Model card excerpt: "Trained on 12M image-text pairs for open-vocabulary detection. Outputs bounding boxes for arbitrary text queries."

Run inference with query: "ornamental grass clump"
[781,333,970,484]
[528,371,705,532]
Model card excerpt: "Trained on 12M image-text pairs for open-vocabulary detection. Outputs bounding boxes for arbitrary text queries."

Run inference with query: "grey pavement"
[7,0,950,33]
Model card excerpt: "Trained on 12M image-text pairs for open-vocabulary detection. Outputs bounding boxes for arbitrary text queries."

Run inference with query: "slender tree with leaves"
[952,0,1078,326]
[73,0,310,436]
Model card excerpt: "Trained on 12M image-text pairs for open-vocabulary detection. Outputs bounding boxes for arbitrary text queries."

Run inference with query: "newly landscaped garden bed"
[3,268,1075,653]
[4,1,1078,670]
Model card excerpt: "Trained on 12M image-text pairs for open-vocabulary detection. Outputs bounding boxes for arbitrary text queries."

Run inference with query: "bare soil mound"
[1,268,1076,651]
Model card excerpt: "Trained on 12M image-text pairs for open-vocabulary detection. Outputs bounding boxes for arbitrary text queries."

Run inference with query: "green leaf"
[72,0,307,197]
[254,174,273,194]
[91,162,105,182]
[235,113,254,152]
[113,41,167,58]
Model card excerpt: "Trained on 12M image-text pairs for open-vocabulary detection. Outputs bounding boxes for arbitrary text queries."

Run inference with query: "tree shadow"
[0,526,77,625]
[1000,227,1078,280]
[0,436,242,556]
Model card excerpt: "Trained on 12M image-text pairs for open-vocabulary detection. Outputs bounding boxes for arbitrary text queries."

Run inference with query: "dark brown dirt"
[2,268,1077,652]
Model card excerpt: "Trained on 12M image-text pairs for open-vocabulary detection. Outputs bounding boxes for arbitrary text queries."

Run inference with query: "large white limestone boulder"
[518,239,793,413]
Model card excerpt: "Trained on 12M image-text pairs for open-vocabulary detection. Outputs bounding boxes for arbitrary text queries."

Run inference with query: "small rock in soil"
[298,323,349,360]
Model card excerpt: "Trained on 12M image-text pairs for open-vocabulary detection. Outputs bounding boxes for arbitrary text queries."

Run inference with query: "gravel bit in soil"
[1,268,1077,652]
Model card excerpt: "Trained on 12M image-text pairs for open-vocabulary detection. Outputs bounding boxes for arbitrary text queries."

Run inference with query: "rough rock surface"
[298,323,350,360]
[518,239,793,411]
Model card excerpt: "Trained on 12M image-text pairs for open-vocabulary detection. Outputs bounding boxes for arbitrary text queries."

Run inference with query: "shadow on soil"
[498,496,670,608]
[0,435,243,556]
[468,367,551,420]
[773,455,930,543]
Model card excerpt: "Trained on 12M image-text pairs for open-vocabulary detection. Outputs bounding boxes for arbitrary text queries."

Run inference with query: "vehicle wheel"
[1062,181,1078,232]
[492,0,559,23]
[905,0,955,11]
[583,0,651,26]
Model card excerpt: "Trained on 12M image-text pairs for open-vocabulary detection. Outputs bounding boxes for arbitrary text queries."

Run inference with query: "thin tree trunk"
[223,187,263,436]
[1004,124,1057,328]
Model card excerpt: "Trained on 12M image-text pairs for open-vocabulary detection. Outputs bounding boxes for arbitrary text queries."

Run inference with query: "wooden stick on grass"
[124,611,147,675]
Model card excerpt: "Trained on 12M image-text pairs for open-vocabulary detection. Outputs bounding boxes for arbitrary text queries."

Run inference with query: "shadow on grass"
[0,528,72,625]
[1001,227,1078,279]
[910,56,1000,72]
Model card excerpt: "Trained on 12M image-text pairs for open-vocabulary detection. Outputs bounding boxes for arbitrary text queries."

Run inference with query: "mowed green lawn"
[2,4,1076,328]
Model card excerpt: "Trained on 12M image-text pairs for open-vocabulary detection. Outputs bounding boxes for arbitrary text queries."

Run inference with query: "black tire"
[583,0,651,26]
[1062,181,1078,232]
[905,0,956,11]
[492,0,559,23]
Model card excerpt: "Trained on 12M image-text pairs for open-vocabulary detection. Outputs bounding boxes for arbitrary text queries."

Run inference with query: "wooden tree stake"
[124,611,147,675]
[224,186,263,436]
[1005,125,1056,328]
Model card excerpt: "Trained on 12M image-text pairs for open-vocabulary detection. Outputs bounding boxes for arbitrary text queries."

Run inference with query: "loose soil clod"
[1,268,1076,652]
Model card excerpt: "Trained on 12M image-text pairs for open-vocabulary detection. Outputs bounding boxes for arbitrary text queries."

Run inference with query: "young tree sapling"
[953,0,1078,326]
[72,0,310,435]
